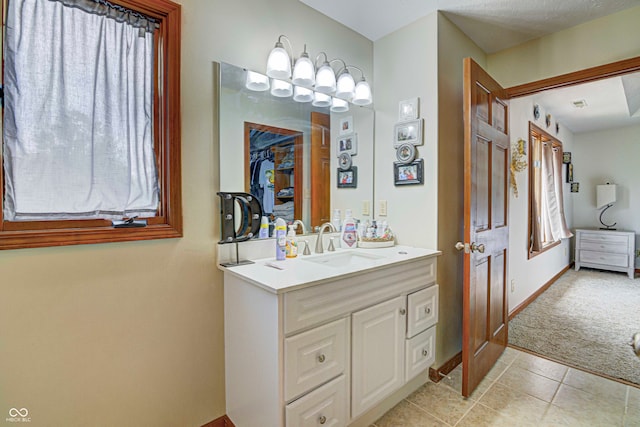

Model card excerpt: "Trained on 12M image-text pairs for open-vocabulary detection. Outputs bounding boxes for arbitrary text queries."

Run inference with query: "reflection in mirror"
[219,62,374,237]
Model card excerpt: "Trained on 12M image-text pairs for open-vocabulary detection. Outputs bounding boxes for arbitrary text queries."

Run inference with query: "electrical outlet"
[510,279,515,292]
[362,200,371,216]
[379,200,388,216]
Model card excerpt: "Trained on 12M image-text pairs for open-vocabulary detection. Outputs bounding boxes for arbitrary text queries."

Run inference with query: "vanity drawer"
[580,232,628,245]
[405,326,436,382]
[284,317,349,401]
[406,285,438,338]
[580,241,627,254]
[285,374,347,427]
[580,250,628,268]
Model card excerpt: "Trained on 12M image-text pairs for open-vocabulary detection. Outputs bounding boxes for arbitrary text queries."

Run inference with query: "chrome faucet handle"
[303,240,311,255]
[328,237,336,252]
[314,222,337,254]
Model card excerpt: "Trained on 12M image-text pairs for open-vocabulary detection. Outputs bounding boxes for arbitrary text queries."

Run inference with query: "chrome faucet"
[291,219,307,235]
[315,222,337,254]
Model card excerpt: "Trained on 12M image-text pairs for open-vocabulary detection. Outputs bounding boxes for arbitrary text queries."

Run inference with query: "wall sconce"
[331,97,349,113]
[255,34,373,106]
[596,182,617,230]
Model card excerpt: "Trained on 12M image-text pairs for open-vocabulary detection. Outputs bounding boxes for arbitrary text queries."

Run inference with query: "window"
[1,0,182,249]
[528,122,572,257]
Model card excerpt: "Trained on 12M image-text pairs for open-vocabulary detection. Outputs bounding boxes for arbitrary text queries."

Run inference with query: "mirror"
[218,62,374,236]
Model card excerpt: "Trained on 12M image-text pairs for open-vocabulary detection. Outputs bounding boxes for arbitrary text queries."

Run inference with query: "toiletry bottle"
[275,217,287,260]
[340,209,358,249]
[259,216,269,239]
[332,209,342,232]
[285,225,298,258]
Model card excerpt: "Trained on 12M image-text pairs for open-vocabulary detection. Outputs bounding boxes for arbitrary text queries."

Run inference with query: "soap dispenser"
[285,224,298,258]
[274,217,287,260]
[340,209,357,249]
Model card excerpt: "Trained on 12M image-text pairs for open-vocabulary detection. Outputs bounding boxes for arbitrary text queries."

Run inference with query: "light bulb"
[352,78,372,105]
[312,92,332,107]
[293,86,313,103]
[270,79,293,97]
[330,97,349,113]
[266,43,291,79]
[335,70,355,100]
[292,52,315,87]
[315,62,336,94]
[245,70,270,91]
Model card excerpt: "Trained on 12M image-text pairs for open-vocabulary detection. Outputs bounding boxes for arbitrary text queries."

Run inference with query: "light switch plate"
[362,200,371,216]
[379,200,388,216]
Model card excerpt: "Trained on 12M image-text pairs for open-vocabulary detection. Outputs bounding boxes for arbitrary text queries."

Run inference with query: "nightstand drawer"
[580,241,627,254]
[580,250,628,268]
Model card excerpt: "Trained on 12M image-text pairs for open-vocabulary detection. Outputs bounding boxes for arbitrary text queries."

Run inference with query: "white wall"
[507,97,574,311]
[571,124,640,265]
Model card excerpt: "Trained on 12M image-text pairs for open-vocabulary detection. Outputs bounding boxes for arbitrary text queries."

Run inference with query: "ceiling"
[300,0,640,134]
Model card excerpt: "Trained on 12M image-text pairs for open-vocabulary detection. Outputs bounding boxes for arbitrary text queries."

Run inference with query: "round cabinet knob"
[319,415,327,424]
[422,349,428,357]
[425,307,431,314]
[317,354,326,363]
[399,308,406,315]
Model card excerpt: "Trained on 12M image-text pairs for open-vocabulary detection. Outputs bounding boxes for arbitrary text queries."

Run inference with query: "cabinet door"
[351,296,405,418]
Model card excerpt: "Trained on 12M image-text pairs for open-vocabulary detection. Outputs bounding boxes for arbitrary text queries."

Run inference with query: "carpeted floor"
[509,268,640,385]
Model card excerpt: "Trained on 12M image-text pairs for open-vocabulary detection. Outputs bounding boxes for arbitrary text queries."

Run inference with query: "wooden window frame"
[527,122,561,259]
[0,0,182,250]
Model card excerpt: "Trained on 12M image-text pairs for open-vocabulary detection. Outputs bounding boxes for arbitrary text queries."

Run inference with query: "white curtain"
[541,144,573,241]
[3,0,158,221]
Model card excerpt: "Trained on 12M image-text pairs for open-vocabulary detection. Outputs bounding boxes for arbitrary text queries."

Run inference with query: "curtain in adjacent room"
[3,0,158,220]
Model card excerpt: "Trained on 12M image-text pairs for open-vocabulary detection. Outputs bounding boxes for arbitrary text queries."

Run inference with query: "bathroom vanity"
[221,246,440,427]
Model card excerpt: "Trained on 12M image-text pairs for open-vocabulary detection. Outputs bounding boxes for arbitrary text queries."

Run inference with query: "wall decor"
[571,182,580,193]
[556,122,560,135]
[545,113,551,128]
[337,167,357,188]
[566,163,574,183]
[510,138,527,197]
[337,133,357,156]
[339,116,353,135]
[398,97,419,121]
[395,143,416,164]
[394,159,424,186]
[562,151,571,164]
[338,152,352,170]
[393,119,423,147]
[533,104,540,120]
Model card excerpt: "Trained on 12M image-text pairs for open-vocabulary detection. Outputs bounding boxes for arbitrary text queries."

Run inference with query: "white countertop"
[219,245,441,294]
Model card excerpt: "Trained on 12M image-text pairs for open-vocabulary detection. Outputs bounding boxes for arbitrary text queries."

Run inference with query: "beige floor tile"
[497,364,561,402]
[479,382,550,422]
[513,351,569,382]
[541,403,620,427]
[498,346,520,365]
[484,359,510,381]
[552,384,624,425]
[374,400,447,427]
[456,402,533,427]
[438,364,492,400]
[563,368,628,400]
[627,385,640,408]
[406,381,475,425]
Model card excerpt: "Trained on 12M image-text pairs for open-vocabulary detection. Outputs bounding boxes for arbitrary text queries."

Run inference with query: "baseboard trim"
[508,264,571,320]
[429,351,462,383]
[201,415,235,427]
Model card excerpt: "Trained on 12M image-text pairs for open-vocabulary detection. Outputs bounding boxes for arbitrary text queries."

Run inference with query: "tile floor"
[372,347,640,426]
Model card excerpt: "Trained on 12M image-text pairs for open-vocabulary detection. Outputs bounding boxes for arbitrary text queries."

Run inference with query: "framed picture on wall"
[337,167,357,188]
[562,151,571,164]
[394,159,424,186]
[566,163,574,183]
[571,182,580,193]
[339,116,353,135]
[337,133,357,156]
[393,119,423,147]
[398,97,419,121]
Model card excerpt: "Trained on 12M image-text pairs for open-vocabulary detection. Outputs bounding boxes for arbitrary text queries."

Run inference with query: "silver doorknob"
[455,242,466,251]
[470,242,485,253]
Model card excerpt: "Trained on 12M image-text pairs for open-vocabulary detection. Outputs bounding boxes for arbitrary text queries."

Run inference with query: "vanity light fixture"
[291,44,315,87]
[266,35,292,79]
[353,76,373,106]
[312,92,332,107]
[331,97,349,113]
[314,52,337,94]
[335,64,356,101]
[293,86,313,103]
[270,79,293,98]
[245,70,270,91]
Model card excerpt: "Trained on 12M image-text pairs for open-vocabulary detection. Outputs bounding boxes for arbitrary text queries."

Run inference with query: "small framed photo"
[339,116,353,135]
[562,151,571,164]
[393,119,423,147]
[395,143,416,164]
[566,163,573,183]
[338,152,352,171]
[394,159,424,186]
[337,133,357,156]
[570,182,580,193]
[398,97,419,121]
[337,167,357,188]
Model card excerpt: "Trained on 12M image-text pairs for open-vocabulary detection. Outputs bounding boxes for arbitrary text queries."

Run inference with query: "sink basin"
[301,250,385,268]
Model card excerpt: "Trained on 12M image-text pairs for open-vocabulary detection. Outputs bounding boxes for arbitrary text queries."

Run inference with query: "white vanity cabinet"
[222,247,440,427]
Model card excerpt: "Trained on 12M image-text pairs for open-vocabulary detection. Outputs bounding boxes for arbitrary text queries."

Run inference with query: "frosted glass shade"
[335,71,355,100]
[245,70,270,91]
[596,184,617,208]
[266,46,291,79]
[293,86,313,103]
[312,92,332,107]
[315,62,336,94]
[292,54,315,87]
[270,79,293,97]
[352,78,372,105]
[330,97,349,113]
